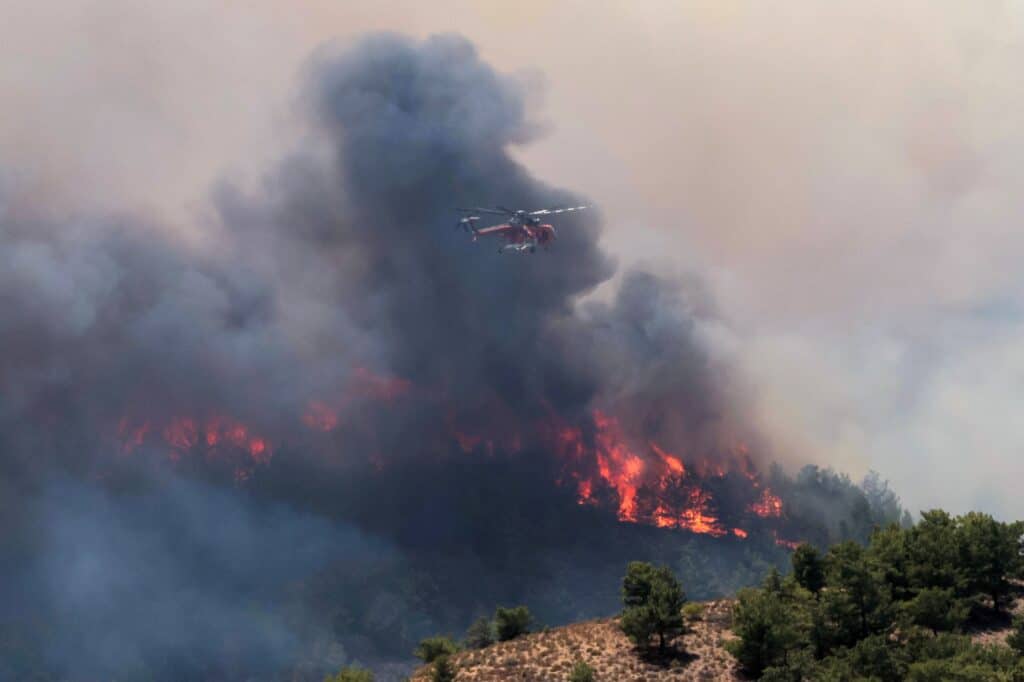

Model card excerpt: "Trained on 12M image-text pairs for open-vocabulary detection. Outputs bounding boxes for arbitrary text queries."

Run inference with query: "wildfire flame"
[751,488,784,518]
[118,414,272,482]
[113,367,802,547]
[773,532,801,550]
[300,367,412,433]
[546,410,799,541]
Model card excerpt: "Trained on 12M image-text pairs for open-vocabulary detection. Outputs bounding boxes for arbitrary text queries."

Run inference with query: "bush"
[493,606,532,641]
[414,636,459,663]
[463,615,494,649]
[431,654,455,682]
[904,587,968,633]
[682,602,705,622]
[324,667,374,682]
[569,658,596,682]
[1008,616,1024,655]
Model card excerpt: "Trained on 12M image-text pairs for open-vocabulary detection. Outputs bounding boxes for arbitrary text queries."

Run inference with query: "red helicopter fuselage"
[473,221,555,252]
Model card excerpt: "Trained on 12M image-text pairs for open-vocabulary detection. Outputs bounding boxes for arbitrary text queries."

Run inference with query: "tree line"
[729,510,1024,679]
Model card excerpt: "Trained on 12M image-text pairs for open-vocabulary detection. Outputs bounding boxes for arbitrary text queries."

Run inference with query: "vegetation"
[324,667,374,682]
[620,561,687,652]
[1009,616,1024,656]
[493,605,533,642]
[569,658,596,682]
[682,602,705,622]
[414,636,459,663]
[463,615,494,649]
[4,466,908,682]
[790,543,825,595]
[726,510,1024,679]
[430,654,455,682]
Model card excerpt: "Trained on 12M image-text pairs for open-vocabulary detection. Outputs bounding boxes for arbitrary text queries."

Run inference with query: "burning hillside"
[0,33,902,681]
[111,365,799,549]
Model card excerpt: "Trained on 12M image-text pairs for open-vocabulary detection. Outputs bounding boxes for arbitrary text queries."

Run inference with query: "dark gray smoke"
[0,33,899,681]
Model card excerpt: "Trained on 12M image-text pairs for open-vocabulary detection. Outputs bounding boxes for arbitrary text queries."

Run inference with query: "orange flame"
[651,441,685,476]
[591,411,645,521]
[111,363,805,548]
[553,412,735,535]
[118,414,273,480]
[300,367,411,434]
[750,488,784,518]
[773,532,800,550]
[543,410,801,542]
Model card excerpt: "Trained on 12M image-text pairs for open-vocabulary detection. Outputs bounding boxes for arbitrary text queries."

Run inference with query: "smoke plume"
[0,33,897,681]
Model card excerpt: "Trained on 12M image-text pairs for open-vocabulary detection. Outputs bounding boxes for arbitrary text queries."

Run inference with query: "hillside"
[397,512,1024,682]
[409,600,740,682]
[407,585,1024,681]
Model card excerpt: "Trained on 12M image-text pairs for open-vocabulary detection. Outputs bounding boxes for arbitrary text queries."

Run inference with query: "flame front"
[119,414,273,481]
[751,488,784,518]
[548,411,793,540]
[113,367,800,546]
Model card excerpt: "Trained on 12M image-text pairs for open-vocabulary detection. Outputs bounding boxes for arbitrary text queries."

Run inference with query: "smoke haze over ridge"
[0,32,795,680]
[3,1,1024,518]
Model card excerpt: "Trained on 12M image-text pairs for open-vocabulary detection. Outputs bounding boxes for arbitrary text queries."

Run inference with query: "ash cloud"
[0,33,885,680]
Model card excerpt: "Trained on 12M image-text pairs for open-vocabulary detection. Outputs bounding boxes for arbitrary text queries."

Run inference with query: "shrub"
[682,602,705,622]
[494,605,532,641]
[463,615,494,649]
[414,636,459,663]
[431,654,455,682]
[1008,616,1024,655]
[569,658,596,682]
[324,667,374,682]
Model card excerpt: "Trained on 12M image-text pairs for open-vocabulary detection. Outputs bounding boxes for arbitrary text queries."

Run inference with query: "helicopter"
[455,205,587,253]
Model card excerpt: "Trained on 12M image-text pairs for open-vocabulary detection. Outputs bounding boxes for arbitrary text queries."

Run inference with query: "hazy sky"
[3,1,1024,518]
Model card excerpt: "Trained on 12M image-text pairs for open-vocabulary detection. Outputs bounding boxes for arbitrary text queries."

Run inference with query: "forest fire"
[751,488,785,518]
[549,410,787,538]
[114,369,793,542]
[0,30,916,681]
[118,414,272,481]
[300,367,412,433]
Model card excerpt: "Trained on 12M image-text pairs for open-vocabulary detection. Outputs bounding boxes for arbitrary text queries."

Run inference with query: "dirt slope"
[409,600,741,682]
[969,583,1024,648]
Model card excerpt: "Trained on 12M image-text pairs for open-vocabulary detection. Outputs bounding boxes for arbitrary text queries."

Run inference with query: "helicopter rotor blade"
[455,207,511,216]
[528,205,588,216]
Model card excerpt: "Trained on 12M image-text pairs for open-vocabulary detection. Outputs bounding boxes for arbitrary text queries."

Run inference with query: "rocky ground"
[968,581,1024,648]
[409,600,742,682]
